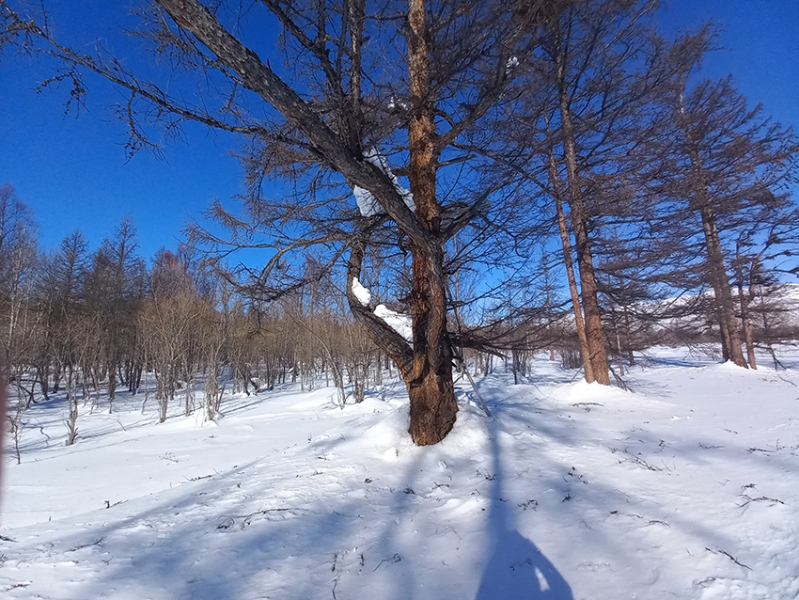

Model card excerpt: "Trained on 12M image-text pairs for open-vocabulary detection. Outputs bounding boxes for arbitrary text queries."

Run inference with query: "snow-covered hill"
[2,347,799,599]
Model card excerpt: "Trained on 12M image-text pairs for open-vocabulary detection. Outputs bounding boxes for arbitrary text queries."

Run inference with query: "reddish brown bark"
[552,18,610,385]
[404,0,457,445]
[682,141,748,368]
[545,113,595,382]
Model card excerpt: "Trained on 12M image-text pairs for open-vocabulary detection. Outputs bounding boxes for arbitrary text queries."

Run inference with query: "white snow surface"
[351,277,372,306]
[352,148,415,217]
[2,346,799,599]
[374,304,413,342]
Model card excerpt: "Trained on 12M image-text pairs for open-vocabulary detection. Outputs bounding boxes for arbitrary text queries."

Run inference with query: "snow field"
[1,347,798,599]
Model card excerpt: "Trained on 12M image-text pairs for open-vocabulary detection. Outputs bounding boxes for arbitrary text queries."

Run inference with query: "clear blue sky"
[1,0,797,262]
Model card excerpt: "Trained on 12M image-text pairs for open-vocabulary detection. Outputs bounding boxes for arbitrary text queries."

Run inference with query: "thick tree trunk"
[553,22,609,385]
[698,204,747,366]
[739,288,757,369]
[406,345,457,445]
[347,241,457,446]
[684,158,747,366]
[403,0,457,444]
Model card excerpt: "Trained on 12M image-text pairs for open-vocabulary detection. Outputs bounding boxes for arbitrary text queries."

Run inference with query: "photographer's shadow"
[475,408,573,600]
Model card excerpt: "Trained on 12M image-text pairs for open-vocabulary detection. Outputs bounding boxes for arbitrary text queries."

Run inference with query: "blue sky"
[1,0,797,262]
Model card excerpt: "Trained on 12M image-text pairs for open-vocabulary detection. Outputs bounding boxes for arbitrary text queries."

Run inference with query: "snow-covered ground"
[2,346,799,600]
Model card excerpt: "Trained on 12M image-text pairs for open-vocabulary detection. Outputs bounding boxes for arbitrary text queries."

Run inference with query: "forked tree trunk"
[553,20,609,385]
[699,205,747,367]
[683,147,748,367]
[735,249,757,369]
[545,113,595,383]
[347,240,457,446]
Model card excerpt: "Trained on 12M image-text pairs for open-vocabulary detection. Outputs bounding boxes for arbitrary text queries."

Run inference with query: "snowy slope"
[2,347,799,600]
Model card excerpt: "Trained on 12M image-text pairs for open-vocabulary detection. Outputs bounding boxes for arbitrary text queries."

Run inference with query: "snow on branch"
[352,149,415,217]
[351,277,372,306]
[350,277,412,342]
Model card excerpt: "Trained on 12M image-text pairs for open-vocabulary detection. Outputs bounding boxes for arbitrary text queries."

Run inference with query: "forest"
[1,0,798,447]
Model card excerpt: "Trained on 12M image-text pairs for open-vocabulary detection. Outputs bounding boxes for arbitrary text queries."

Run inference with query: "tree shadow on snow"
[475,407,573,600]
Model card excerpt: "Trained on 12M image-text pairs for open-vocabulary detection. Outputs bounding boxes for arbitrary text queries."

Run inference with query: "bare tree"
[636,31,799,367]
[1,0,549,444]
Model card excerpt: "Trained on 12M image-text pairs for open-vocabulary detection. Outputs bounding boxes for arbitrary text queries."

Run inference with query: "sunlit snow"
[350,277,371,306]
[374,304,413,342]
[352,148,415,217]
[2,346,799,599]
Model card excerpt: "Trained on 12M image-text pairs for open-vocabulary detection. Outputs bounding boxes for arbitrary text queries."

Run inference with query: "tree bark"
[403,0,457,444]
[735,247,757,369]
[553,19,609,385]
[545,112,595,383]
[682,145,748,368]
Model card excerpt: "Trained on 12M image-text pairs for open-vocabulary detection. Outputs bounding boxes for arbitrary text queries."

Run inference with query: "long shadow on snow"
[59,404,440,600]
[467,375,787,595]
[475,409,573,600]
[44,370,796,600]
[58,460,368,599]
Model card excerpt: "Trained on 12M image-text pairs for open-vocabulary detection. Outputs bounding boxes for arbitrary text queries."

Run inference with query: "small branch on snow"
[216,508,306,530]
[185,473,215,482]
[612,448,663,472]
[67,537,105,552]
[705,547,752,570]
[373,553,401,572]
[573,402,603,412]
[738,495,785,508]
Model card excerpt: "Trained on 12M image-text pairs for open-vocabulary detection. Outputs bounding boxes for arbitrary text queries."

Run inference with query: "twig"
[705,547,751,570]
[463,369,491,417]
[66,537,105,552]
[608,364,632,392]
[217,508,306,530]
[616,448,662,471]
[373,553,401,572]
[738,495,785,508]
